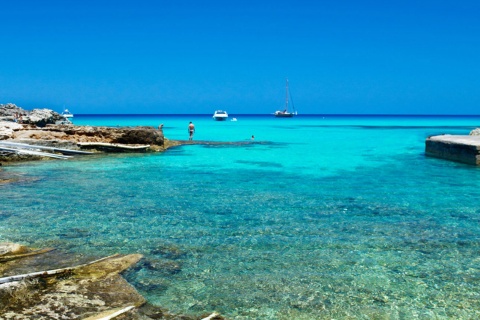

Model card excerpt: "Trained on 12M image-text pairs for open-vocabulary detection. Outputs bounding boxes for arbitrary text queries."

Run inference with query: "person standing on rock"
[188,122,195,140]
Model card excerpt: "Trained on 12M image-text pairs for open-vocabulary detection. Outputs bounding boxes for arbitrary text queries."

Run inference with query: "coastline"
[0,105,221,318]
[0,106,240,318]
[4,106,480,318]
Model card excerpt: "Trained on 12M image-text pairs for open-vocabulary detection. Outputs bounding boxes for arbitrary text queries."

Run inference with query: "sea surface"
[2,114,480,319]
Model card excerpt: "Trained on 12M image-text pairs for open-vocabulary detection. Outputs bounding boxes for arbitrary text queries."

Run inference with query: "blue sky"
[1,0,479,114]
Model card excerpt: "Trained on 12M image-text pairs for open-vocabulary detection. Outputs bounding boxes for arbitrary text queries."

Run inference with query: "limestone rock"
[1,105,166,163]
[0,121,24,140]
[0,242,29,256]
[0,103,28,121]
[20,108,65,127]
[0,253,146,318]
[113,126,164,145]
[1,104,68,127]
[470,128,480,136]
[10,125,164,147]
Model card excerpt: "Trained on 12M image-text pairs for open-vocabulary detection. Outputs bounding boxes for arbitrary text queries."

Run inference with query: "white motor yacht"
[213,110,228,121]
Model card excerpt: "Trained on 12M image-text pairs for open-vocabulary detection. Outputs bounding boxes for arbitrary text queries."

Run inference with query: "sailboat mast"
[285,78,289,111]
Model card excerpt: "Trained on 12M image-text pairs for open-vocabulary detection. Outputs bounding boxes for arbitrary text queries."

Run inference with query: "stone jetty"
[426,133,480,165]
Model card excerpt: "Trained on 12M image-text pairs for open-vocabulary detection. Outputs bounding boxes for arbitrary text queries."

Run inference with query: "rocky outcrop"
[114,126,164,145]
[0,242,28,256]
[0,103,164,146]
[0,121,24,140]
[11,125,164,146]
[0,104,66,127]
[0,245,145,318]
[0,103,28,121]
[0,123,165,163]
[20,108,66,127]
[0,243,225,319]
[470,128,480,136]
[0,103,165,149]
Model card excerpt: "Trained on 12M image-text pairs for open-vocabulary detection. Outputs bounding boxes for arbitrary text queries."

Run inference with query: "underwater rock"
[0,252,146,318]
[151,244,186,260]
[149,260,182,274]
[132,277,170,292]
[0,247,54,263]
[138,303,225,320]
[0,244,226,319]
[144,259,182,275]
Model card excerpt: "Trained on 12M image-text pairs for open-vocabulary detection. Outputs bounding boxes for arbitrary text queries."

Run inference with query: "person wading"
[188,121,195,140]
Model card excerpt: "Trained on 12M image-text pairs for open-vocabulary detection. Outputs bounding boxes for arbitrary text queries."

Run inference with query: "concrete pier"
[425,135,480,165]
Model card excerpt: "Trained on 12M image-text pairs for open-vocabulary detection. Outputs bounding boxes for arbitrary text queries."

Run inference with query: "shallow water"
[2,115,480,319]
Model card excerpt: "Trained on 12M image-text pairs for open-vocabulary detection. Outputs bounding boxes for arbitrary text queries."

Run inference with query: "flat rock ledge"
[0,103,166,158]
[0,242,225,320]
[3,123,165,147]
[425,134,480,165]
[0,122,168,163]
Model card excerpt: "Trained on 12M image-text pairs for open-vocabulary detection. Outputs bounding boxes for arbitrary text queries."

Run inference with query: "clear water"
[2,114,480,319]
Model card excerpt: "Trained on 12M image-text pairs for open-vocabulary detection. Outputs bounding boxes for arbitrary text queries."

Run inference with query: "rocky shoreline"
[0,242,223,319]
[0,104,224,319]
[0,103,172,163]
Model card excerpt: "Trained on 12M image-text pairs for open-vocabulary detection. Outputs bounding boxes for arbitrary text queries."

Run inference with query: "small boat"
[231,118,238,122]
[213,110,228,121]
[274,79,297,118]
[62,109,74,118]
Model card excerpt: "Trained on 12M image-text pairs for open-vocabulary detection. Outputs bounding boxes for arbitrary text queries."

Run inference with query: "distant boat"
[213,110,228,121]
[231,117,237,122]
[62,109,74,118]
[274,79,297,118]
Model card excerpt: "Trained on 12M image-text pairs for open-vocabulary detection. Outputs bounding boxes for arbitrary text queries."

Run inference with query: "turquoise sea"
[2,114,480,319]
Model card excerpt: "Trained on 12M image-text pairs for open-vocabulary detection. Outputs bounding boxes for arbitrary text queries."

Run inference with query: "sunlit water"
[2,114,480,319]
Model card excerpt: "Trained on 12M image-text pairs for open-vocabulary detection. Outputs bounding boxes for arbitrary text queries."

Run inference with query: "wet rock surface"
[1,253,145,319]
[0,243,225,319]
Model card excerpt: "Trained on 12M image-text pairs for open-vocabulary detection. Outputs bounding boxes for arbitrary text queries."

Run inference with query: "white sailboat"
[274,79,297,117]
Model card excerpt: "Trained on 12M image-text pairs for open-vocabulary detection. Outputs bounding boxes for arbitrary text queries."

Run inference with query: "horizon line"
[71,113,480,117]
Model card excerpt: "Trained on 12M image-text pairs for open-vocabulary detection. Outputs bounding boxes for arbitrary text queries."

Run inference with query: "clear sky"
[1,0,479,115]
